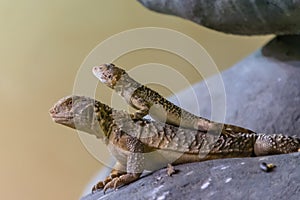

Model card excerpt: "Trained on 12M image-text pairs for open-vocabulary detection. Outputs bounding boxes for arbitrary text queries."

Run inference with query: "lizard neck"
[94,101,115,137]
[114,73,142,101]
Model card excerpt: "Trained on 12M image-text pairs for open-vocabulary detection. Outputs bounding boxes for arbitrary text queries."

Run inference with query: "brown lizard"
[92,63,253,134]
[92,63,213,131]
[49,95,300,193]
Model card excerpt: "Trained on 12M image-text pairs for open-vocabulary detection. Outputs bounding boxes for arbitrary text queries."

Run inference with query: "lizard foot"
[103,173,141,193]
[130,111,147,121]
[91,170,126,193]
[129,113,139,121]
[167,163,176,176]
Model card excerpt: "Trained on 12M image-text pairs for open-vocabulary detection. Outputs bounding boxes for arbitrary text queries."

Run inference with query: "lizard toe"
[113,178,122,190]
[103,177,118,193]
[91,181,105,193]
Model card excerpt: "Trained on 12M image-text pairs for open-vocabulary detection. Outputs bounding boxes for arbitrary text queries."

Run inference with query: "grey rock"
[82,153,300,200]
[137,0,300,35]
[81,36,300,200]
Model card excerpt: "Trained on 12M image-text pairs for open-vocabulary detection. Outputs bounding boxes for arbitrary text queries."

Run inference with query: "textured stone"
[137,0,300,35]
[81,36,300,200]
[82,153,300,200]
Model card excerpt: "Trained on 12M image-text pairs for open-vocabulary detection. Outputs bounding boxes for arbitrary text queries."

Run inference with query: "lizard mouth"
[50,113,76,129]
[49,105,74,122]
[50,113,74,123]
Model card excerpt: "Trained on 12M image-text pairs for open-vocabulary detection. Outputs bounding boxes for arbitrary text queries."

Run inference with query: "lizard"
[49,95,300,193]
[92,63,254,134]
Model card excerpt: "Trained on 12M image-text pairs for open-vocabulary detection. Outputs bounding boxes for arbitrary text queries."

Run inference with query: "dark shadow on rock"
[262,35,300,62]
[137,0,300,35]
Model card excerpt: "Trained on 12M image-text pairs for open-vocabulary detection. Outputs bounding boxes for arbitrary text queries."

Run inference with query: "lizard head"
[92,63,126,89]
[49,95,105,138]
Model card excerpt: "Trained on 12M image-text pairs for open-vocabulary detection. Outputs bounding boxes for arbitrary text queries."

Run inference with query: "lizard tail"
[254,134,300,156]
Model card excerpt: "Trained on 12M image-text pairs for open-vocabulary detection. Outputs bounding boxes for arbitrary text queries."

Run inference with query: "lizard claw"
[102,173,141,193]
[91,181,105,193]
[91,178,119,194]
[103,177,119,193]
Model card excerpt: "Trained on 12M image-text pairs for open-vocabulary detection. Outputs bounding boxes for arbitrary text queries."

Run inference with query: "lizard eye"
[67,100,73,107]
[108,75,112,79]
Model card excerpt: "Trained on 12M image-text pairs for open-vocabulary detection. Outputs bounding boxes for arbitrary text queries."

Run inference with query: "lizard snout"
[92,66,101,73]
[93,66,109,83]
[49,107,56,115]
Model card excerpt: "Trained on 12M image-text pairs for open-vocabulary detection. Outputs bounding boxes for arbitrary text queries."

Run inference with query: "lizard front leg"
[130,109,149,120]
[103,137,145,193]
[130,96,150,120]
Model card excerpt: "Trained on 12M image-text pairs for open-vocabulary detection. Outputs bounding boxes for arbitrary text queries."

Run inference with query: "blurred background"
[0,0,272,199]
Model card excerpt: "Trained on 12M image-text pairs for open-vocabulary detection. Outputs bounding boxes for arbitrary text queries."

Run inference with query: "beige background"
[0,1,272,199]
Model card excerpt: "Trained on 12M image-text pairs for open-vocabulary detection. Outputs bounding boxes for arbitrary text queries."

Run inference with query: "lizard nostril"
[93,66,99,72]
[49,108,56,114]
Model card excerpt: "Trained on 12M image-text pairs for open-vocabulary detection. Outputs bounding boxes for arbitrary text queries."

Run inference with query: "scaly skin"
[49,95,300,193]
[92,63,254,134]
[92,63,214,131]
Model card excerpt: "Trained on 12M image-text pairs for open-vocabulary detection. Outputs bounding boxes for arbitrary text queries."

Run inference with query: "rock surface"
[137,0,300,35]
[81,36,300,200]
[83,153,300,200]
